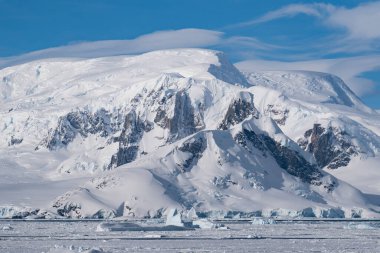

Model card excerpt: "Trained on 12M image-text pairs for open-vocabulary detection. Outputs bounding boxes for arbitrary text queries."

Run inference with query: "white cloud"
[235,55,380,97]
[227,1,380,53]
[0,28,281,70]
[0,29,223,68]
[228,3,333,28]
[327,2,380,40]
[225,3,334,29]
[230,1,380,41]
[223,36,282,50]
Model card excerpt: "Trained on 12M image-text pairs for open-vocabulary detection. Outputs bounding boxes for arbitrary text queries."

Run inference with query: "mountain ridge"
[1,48,379,219]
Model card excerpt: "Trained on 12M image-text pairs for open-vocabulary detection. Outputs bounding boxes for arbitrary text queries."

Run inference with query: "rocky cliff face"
[298,124,358,169]
[219,95,259,130]
[176,135,207,172]
[166,91,199,142]
[235,128,329,188]
[109,110,147,168]
[42,109,122,150]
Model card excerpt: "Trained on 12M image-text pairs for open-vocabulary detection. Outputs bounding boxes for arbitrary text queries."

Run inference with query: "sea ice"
[251,218,276,225]
[1,224,13,230]
[193,219,216,229]
[344,222,375,230]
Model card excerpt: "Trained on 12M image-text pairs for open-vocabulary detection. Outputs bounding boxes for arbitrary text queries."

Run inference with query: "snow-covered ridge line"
[242,70,371,112]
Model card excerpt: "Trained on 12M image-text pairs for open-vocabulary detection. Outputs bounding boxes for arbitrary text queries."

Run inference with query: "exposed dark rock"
[51,188,115,218]
[55,202,82,217]
[304,129,313,138]
[234,129,267,156]
[154,90,202,142]
[52,190,85,218]
[143,121,154,132]
[146,86,164,104]
[130,93,143,106]
[323,180,337,193]
[44,109,122,150]
[265,105,289,125]
[219,97,258,130]
[168,91,197,141]
[92,209,115,219]
[7,209,40,219]
[176,136,207,172]
[41,87,204,170]
[42,107,153,168]
[194,102,206,130]
[298,124,357,169]
[212,174,238,189]
[260,134,323,185]
[91,175,119,189]
[154,107,170,128]
[144,208,165,219]
[8,136,23,146]
[109,110,145,168]
[235,129,323,185]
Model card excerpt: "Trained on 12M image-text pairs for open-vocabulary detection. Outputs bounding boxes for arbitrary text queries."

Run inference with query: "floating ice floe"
[166,208,227,229]
[1,224,13,230]
[246,235,262,239]
[95,208,226,232]
[96,222,141,232]
[96,220,192,232]
[344,222,376,230]
[46,245,108,253]
[165,208,185,227]
[193,219,217,229]
[251,218,276,225]
[144,234,164,238]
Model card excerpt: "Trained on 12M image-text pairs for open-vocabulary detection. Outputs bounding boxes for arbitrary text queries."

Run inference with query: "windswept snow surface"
[244,71,370,111]
[0,49,380,219]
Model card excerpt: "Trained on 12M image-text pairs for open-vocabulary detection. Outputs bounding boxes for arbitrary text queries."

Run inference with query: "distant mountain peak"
[244,70,371,112]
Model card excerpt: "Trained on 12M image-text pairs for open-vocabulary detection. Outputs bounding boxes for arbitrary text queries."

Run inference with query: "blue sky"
[1,0,380,108]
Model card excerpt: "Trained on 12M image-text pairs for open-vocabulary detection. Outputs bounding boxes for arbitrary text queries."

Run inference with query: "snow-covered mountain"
[1,49,379,219]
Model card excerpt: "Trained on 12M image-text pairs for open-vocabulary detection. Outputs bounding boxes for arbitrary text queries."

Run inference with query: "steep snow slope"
[51,118,375,218]
[239,70,380,194]
[0,49,379,218]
